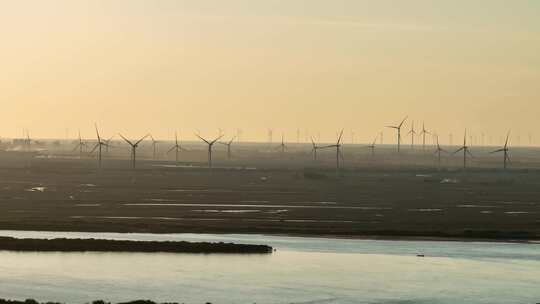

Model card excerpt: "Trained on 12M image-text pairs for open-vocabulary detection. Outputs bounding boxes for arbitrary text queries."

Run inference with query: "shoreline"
[0,228,538,245]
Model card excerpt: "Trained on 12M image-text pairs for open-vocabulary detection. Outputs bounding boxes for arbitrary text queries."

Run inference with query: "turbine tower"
[453,130,473,169]
[385,116,407,153]
[196,133,224,169]
[490,131,511,170]
[119,134,149,169]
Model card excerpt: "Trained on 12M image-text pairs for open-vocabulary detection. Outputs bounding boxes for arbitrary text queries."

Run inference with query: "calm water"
[0,231,539,304]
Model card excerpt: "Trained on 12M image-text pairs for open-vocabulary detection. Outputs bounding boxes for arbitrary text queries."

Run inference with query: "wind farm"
[0,124,538,241]
[1,119,538,243]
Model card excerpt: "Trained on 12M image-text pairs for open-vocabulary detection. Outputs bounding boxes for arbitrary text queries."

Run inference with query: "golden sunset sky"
[1,0,538,144]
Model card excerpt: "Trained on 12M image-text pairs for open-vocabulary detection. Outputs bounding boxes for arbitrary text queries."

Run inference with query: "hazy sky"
[1,0,539,143]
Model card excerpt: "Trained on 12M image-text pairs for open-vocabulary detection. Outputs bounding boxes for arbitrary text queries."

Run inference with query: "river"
[0,231,539,304]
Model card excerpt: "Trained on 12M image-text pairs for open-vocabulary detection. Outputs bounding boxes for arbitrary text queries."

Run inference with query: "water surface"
[0,230,538,304]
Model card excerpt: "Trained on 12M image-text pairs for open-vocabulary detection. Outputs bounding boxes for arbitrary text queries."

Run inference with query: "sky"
[0,0,539,144]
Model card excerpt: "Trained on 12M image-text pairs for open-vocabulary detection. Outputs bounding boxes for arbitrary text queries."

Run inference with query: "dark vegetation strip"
[0,237,272,254]
[0,300,192,304]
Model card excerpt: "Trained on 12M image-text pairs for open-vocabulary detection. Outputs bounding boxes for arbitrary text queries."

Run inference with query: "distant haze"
[1,0,539,144]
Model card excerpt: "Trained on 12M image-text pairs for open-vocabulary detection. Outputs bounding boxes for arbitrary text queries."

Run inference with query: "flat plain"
[0,141,539,240]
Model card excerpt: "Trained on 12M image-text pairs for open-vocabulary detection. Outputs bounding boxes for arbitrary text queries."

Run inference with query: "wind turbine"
[407,121,417,148]
[481,133,485,147]
[310,136,322,161]
[366,135,379,158]
[149,135,159,160]
[73,131,88,158]
[219,136,236,160]
[236,129,242,142]
[167,132,186,163]
[267,129,273,145]
[90,124,109,168]
[419,122,431,152]
[453,130,473,169]
[386,116,407,153]
[279,134,286,155]
[434,135,447,168]
[490,131,511,170]
[325,130,344,172]
[24,130,31,152]
[118,133,149,169]
[103,136,114,153]
[196,133,224,169]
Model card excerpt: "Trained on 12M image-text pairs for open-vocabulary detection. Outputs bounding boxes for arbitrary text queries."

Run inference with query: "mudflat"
[0,148,539,240]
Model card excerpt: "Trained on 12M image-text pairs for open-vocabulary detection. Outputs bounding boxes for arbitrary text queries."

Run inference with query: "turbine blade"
[94,123,101,141]
[398,116,408,128]
[90,143,99,154]
[210,134,225,145]
[134,134,149,146]
[337,129,344,144]
[195,133,210,144]
[453,147,464,154]
[118,134,134,146]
